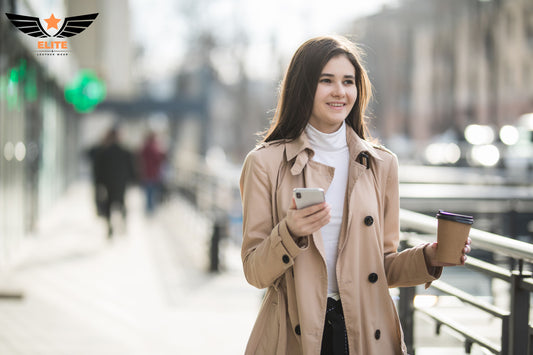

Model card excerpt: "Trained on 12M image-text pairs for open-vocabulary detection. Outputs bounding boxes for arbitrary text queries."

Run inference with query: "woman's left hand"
[424,237,472,267]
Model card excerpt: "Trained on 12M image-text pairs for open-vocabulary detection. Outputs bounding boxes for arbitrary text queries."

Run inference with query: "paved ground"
[0,181,500,354]
[0,183,261,355]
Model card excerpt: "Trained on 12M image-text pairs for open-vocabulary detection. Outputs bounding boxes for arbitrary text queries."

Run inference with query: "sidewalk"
[0,182,262,355]
[0,181,495,355]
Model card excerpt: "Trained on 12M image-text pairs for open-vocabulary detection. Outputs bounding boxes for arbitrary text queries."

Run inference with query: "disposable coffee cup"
[436,210,473,264]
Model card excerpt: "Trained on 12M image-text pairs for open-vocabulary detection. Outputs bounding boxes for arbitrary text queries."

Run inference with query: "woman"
[239,35,470,355]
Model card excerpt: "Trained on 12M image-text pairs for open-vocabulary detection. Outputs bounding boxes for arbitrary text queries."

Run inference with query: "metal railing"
[398,208,533,355]
[173,152,242,272]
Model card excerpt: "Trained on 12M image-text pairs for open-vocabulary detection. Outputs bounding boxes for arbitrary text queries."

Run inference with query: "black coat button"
[368,273,378,283]
[364,216,374,226]
[282,255,290,264]
[295,325,301,335]
[375,329,381,340]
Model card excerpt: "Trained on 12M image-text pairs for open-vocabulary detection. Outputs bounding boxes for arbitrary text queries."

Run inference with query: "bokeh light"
[465,125,495,145]
[425,143,461,165]
[499,125,520,145]
[471,144,500,167]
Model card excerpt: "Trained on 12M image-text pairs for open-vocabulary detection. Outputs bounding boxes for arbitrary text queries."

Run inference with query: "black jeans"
[321,297,349,355]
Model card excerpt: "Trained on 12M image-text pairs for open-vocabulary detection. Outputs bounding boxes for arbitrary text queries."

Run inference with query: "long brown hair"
[263,35,372,142]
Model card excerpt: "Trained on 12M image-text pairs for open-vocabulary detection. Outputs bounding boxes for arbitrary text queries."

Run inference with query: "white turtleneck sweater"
[305,122,349,295]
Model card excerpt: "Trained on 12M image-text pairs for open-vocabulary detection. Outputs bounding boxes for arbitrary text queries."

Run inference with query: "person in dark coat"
[93,127,136,238]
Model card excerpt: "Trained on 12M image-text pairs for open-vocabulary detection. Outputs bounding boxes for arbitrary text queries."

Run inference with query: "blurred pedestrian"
[239,35,472,355]
[86,139,105,217]
[93,127,136,238]
[138,131,166,215]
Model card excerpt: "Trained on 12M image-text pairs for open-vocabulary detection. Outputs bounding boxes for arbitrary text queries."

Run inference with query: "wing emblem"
[5,13,98,38]
[5,13,51,38]
[54,13,98,38]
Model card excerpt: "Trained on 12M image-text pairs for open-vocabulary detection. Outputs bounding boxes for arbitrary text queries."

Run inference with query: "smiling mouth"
[328,103,345,108]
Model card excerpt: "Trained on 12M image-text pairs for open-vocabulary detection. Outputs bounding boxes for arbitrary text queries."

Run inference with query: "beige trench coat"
[240,127,441,355]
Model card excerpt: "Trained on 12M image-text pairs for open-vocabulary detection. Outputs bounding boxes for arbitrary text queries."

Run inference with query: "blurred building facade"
[67,0,138,150]
[67,0,134,99]
[1,0,76,269]
[351,0,533,152]
[0,0,134,269]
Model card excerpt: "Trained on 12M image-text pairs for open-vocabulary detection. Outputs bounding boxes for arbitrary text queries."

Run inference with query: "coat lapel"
[285,132,334,264]
[304,159,334,263]
[342,128,383,251]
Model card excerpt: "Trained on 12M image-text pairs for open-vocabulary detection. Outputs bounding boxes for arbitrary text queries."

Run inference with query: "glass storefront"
[0,16,78,269]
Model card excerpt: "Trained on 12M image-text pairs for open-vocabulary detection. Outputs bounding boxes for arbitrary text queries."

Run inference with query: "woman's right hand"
[286,197,331,237]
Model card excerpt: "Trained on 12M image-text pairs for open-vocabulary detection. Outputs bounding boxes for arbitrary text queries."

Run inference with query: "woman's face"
[308,55,357,133]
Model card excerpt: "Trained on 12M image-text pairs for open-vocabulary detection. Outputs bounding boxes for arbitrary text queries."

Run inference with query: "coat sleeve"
[381,153,442,288]
[240,150,307,289]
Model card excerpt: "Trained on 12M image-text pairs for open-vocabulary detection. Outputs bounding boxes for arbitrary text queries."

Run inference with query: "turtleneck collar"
[305,121,347,152]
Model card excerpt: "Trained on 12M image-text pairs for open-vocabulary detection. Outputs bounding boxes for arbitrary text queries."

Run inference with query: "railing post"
[399,285,416,355]
[501,314,509,355]
[398,239,416,354]
[508,269,531,355]
[209,211,227,273]
[529,326,533,355]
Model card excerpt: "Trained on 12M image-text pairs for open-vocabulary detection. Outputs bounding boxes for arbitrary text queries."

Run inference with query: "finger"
[301,203,328,218]
[427,242,438,254]
[300,202,328,216]
[290,197,297,209]
[302,208,331,233]
[307,217,331,234]
[309,210,331,226]
[304,205,331,224]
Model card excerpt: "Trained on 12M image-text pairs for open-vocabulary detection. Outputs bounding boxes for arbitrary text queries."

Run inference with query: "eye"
[344,79,355,85]
[320,78,332,83]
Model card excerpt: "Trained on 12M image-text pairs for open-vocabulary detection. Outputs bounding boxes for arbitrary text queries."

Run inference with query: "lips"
[328,102,346,109]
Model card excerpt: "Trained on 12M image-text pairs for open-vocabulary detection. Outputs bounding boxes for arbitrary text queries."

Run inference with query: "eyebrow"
[320,73,356,79]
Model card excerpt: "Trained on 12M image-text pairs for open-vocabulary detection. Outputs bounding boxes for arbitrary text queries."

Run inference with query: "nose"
[331,82,345,98]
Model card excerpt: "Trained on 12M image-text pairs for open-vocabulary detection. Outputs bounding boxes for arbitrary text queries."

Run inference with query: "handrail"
[400,208,533,263]
[174,152,243,272]
[399,208,533,355]
[464,257,512,281]
[417,307,501,354]
[429,279,508,318]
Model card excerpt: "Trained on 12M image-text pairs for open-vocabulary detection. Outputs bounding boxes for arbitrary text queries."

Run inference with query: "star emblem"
[6,12,98,39]
[44,13,61,30]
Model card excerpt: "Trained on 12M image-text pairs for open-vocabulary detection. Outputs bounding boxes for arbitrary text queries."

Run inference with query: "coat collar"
[285,125,383,175]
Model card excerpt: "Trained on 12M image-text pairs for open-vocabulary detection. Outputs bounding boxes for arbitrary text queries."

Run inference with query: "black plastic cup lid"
[436,210,474,225]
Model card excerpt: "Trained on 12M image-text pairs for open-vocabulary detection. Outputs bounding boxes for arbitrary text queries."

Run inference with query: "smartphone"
[293,188,325,209]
